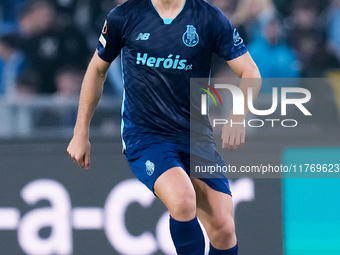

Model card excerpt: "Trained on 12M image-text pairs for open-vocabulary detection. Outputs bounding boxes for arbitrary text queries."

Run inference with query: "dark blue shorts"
[125,141,231,195]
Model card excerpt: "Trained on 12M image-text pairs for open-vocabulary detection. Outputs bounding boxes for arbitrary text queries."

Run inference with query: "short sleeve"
[97,7,125,63]
[213,9,247,61]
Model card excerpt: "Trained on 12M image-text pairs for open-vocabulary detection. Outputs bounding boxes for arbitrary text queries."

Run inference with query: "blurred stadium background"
[0,0,340,254]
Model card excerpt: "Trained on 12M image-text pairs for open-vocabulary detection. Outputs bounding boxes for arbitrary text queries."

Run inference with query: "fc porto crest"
[145,160,155,176]
[183,25,199,47]
[233,28,243,46]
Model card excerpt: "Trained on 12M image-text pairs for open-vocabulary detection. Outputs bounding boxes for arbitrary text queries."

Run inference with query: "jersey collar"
[149,0,187,25]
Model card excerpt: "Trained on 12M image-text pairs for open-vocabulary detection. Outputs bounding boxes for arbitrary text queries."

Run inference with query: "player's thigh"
[154,167,196,221]
[189,143,234,222]
[192,178,235,235]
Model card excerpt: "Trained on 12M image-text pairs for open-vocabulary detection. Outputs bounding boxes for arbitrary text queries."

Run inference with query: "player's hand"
[221,118,245,151]
[67,135,91,169]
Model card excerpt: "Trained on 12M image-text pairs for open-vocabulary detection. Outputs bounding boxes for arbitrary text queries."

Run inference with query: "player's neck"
[151,0,186,19]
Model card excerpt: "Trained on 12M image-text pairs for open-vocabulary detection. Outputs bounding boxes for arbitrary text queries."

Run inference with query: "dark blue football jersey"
[97,0,247,155]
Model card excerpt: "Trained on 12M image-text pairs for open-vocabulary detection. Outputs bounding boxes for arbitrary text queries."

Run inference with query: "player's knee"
[169,189,196,221]
[218,221,235,239]
[210,216,236,242]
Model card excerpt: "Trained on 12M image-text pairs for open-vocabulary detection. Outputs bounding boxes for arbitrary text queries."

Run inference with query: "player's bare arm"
[67,50,111,169]
[222,52,261,151]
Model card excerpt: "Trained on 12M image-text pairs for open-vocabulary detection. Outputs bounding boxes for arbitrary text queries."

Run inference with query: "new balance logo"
[136,33,150,40]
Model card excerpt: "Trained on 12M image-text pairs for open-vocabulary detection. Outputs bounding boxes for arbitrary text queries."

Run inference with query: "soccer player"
[67,0,261,254]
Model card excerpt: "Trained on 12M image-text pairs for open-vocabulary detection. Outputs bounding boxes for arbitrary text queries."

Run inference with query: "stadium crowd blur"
[0,0,339,96]
[0,0,339,132]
